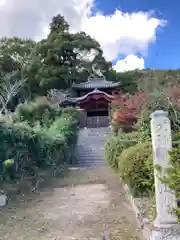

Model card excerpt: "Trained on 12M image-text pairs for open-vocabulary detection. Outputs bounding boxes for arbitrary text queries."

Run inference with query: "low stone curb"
[123,183,151,240]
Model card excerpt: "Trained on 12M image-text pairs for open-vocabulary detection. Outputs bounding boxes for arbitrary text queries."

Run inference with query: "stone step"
[75,151,104,154]
[78,152,105,154]
[77,159,105,162]
[76,145,105,148]
[77,152,105,155]
[77,152,104,155]
[76,155,105,158]
[77,159,105,163]
[78,153,104,155]
[75,162,106,166]
[75,127,109,168]
[77,149,105,151]
[76,152,105,155]
[76,161,105,165]
[76,146,105,149]
[76,157,104,160]
[77,157,105,161]
[77,153,105,157]
[77,149,104,151]
[76,158,105,162]
[75,151,105,156]
[77,142,105,144]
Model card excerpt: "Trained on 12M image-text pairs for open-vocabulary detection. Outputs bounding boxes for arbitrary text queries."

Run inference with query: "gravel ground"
[0,166,144,240]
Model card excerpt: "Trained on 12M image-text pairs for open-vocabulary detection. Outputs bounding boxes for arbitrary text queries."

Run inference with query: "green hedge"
[105,129,154,197]
[0,108,79,182]
[104,131,137,170]
[118,142,154,197]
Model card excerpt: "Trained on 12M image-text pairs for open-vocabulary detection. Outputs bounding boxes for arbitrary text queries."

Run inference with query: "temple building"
[60,75,120,128]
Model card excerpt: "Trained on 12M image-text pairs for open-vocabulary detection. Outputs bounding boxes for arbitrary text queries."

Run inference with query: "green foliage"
[0,108,79,182]
[116,70,143,93]
[3,159,16,181]
[14,96,61,126]
[104,131,137,170]
[172,132,180,148]
[0,14,114,107]
[118,142,154,197]
[25,16,109,94]
[61,106,80,121]
[48,112,79,145]
[172,132,180,142]
[0,37,35,74]
[4,159,15,168]
[50,14,69,33]
[136,111,151,143]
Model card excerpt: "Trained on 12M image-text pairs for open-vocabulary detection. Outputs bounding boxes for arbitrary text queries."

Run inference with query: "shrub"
[14,96,61,126]
[0,108,79,182]
[104,131,137,170]
[61,106,80,119]
[118,142,154,197]
[48,113,79,145]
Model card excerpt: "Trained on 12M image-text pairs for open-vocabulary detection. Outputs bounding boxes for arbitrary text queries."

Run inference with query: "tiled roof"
[72,77,120,89]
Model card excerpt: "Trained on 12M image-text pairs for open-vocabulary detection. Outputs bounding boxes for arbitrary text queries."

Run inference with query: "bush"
[118,142,154,197]
[14,96,61,126]
[48,113,79,145]
[0,108,79,182]
[104,131,137,170]
[61,106,80,119]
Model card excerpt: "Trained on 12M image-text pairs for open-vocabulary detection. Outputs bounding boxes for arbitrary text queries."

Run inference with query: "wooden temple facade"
[61,75,120,128]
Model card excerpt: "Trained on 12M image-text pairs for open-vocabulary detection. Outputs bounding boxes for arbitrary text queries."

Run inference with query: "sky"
[0,0,179,72]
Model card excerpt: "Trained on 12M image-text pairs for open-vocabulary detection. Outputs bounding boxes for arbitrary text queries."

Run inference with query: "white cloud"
[81,10,166,61]
[0,0,166,71]
[0,0,6,7]
[113,55,145,72]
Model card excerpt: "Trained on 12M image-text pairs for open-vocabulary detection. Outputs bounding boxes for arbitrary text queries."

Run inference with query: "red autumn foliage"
[111,92,149,125]
[111,84,180,131]
[166,84,180,109]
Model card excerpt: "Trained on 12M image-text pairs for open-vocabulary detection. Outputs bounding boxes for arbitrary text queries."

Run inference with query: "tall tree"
[25,14,111,94]
[0,37,36,101]
[0,37,35,74]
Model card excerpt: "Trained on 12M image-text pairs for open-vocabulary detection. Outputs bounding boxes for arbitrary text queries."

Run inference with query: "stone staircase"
[74,127,110,167]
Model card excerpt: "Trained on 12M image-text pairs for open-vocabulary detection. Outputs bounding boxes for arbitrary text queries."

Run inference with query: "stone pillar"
[150,110,178,239]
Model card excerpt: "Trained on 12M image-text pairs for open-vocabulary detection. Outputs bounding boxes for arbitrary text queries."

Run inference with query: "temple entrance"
[86,99,109,116]
[86,116,109,128]
[85,100,109,128]
[59,73,120,128]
